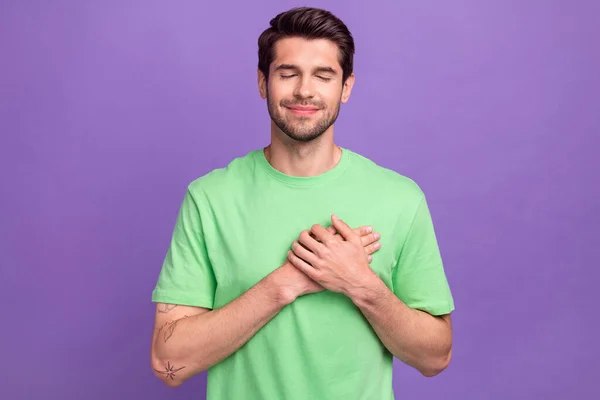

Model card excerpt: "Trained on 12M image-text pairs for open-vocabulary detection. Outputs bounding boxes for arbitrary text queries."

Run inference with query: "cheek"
[323,93,341,109]
[267,85,286,104]
[323,84,343,101]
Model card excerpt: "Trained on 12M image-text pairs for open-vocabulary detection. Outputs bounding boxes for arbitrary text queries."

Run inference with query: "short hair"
[258,7,355,83]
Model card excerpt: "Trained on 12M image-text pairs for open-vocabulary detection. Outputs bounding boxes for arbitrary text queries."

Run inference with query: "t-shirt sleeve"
[392,195,455,316]
[151,187,216,309]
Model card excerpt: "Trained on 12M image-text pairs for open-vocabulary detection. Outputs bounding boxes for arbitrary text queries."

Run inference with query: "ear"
[341,73,355,104]
[258,69,267,99]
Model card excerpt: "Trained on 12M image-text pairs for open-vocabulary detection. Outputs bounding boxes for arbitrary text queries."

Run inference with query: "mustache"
[280,99,325,109]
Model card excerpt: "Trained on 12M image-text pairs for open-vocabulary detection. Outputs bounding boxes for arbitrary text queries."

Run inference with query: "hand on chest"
[205,201,399,302]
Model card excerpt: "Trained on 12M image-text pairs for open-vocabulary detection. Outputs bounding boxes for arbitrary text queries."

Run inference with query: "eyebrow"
[274,64,338,75]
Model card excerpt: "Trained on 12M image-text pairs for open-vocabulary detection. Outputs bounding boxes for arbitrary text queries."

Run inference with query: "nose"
[293,76,315,99]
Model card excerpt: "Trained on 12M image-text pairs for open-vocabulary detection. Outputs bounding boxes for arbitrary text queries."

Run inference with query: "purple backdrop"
[1,1,598,399]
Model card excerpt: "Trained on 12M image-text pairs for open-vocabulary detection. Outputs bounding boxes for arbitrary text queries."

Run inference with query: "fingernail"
[374,242,381,249]
[374,233,380,239]
[332,214,339,220]
[366,227,373,233]
[368,255,372,262]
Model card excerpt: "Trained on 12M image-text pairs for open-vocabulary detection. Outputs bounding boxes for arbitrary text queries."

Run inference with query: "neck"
[264,123,341,177]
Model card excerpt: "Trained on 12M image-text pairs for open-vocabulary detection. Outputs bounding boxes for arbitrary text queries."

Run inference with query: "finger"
[323,226,344,243]
[364,241,382,255]
[331,215,358,243]
[287,250,320,280]
[323,226,343,241]
[291,241,320,268]
[298,230,325,254]
[354,226,373,237]
[329,225,372,238]
[311,224,334,243]
[360,231,381,247]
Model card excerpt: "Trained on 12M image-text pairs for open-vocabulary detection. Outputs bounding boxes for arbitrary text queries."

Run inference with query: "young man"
[150,6,454,399]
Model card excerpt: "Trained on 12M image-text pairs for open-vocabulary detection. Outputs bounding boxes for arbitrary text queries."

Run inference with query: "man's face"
[259,37,354,142]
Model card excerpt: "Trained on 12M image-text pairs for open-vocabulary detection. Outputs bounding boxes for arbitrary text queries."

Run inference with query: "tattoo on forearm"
[157,315,190,343]
[153,361,185,380]
[163,320,179,343]
[158,303,178,313]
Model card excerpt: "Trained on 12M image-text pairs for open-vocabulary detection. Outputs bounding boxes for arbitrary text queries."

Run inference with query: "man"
[150,6,454,399]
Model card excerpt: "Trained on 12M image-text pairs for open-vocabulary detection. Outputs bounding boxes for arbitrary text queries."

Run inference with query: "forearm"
[348,274,452,377]
[151,272,289,387]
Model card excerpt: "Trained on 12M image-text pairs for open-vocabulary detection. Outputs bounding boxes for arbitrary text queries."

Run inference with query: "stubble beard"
[266,92,341,143]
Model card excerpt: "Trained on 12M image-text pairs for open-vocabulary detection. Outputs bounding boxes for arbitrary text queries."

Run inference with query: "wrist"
[266,268,297,307]
[346,270,386,307]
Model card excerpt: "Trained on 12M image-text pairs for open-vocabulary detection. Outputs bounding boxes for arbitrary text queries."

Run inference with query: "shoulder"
[346,149,425,201]
[186,149,259,198]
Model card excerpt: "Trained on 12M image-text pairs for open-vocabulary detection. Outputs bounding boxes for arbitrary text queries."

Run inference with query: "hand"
[287,215,378,296]
[324,225,381,263]
[277,224,381,304]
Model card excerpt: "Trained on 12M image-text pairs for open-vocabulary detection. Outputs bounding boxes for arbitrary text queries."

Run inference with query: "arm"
[150,187,295,387]
[151,267,294,388]
[347,275,452,377]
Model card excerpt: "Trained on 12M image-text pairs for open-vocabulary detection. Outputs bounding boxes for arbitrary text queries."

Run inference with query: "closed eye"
[280,74,331,82]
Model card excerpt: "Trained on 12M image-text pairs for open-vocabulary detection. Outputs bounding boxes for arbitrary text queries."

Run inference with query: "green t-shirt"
[152,147,454,399]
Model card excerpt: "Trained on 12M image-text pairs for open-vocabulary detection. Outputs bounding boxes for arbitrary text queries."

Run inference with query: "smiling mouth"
[286,106,320,116]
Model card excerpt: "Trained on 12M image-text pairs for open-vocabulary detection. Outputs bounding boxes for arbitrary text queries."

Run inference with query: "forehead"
[271,37,341,71]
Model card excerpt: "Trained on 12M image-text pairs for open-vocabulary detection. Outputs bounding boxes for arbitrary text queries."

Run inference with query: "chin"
[283,129,326,143]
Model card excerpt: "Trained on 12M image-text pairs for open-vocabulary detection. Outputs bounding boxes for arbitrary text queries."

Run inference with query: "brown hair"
[258,7,355,83]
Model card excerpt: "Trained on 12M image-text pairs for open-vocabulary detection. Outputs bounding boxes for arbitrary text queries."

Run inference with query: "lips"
[289,106,319,111]
[286,105,320,116]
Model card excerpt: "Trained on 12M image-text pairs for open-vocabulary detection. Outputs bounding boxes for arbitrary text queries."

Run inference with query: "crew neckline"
[254,146,351,186]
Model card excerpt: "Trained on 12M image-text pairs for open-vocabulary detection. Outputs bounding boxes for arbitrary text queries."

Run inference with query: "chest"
[202,184,404,307]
